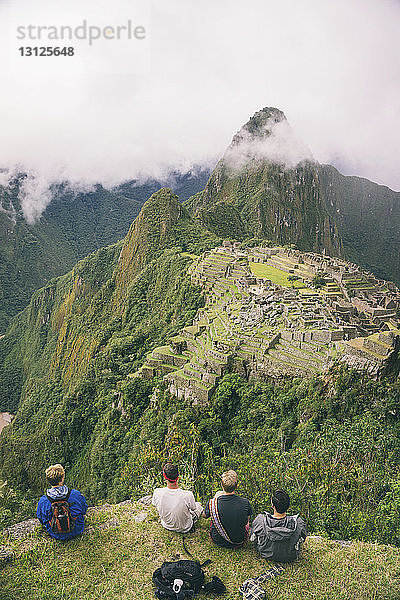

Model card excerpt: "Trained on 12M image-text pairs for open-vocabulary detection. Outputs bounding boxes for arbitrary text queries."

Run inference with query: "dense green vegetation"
[319,164,400,284]
[0,187,399,550]
[112,367,400,545]
[187,159,341,255]
[0,189,219,516]
[2,364,400,546]
[0,171,209,330]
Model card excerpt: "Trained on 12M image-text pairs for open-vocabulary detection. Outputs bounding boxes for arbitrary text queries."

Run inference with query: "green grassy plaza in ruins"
[140,242,400,403]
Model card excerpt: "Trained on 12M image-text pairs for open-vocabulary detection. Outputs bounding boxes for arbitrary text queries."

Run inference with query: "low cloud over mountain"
[0,0,399,200]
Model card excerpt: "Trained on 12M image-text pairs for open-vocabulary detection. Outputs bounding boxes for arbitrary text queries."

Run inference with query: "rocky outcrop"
[2,500,149,543]
[3,518,40,540]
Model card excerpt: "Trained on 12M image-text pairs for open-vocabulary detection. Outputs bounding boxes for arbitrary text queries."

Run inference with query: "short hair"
[46,464,65,486]
[163,463,178,481]
[272,489,290,513]
[221,470,238,493]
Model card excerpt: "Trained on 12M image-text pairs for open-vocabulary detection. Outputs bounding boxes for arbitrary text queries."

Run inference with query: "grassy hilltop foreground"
[1,501,399,600]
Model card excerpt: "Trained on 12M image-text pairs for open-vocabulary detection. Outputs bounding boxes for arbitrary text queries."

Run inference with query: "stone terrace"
[138,244,400,402]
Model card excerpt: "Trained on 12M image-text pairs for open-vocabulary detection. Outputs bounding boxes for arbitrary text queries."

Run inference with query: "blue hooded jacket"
[36,487,88,540]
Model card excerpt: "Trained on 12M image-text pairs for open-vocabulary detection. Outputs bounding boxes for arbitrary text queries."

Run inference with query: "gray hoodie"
[250,513,307,563]
[46,485,69,500]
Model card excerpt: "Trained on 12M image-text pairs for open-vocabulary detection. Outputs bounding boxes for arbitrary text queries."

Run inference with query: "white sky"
[0,0,399,206]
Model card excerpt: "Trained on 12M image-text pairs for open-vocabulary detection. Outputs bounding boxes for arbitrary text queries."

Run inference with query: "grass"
[180,252,199,260]
[152,346,184,358]
[249,263,306,289]
[298,288,317,295]
[2,502,397,600]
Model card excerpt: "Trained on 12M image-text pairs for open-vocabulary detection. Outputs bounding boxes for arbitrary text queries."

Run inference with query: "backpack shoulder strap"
[200,559,212,568]
[289,514,300,533]
[182,535,194,558]
[254,565,285,584]
[209,497,233,545]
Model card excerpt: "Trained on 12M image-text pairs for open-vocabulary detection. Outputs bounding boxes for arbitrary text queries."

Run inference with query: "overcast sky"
[0,0,399,216]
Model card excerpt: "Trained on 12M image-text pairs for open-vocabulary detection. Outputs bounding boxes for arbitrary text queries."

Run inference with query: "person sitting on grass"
[36,463,88,540]
[250,489,307,563]
[203,470,253,548]
[152,463,204,534]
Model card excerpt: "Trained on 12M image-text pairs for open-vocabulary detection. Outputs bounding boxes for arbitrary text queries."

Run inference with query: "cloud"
[0,166,99,224]
[0,0,399,222]
[0,170,13,190]
[17,173,53,225]
[224,113,313,172]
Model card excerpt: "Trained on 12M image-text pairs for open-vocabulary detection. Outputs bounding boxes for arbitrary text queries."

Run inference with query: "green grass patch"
[298,288,317,295]
[153,346,184,358]
[180,252,199,260]
[249,263,306,288]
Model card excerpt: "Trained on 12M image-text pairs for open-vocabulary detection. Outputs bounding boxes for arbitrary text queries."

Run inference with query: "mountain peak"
[113,188,183,292]
[222,106,313,173]
[232,107,287,145]
[139,187,182,224]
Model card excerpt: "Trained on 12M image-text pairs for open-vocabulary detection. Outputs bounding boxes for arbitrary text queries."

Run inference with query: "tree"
[312,273,326,289]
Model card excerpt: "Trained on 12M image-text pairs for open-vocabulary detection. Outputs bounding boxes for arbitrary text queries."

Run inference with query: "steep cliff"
[188,107,342,256]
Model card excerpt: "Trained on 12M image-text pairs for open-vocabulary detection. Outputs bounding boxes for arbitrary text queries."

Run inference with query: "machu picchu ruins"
[139,243,400,403]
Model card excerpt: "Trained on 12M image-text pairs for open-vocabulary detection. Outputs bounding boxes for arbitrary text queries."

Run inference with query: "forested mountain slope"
[319,164,400,282]
[0,169,210,330]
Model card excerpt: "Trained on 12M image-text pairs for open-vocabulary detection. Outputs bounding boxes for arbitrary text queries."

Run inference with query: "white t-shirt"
[152,487,197,533]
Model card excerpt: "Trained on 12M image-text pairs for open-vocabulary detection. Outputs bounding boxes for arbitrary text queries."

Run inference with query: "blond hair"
[221,470,238,493]
[45,464,65,486]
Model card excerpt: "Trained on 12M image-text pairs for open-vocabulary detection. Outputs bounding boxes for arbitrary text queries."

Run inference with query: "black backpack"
[153,560,225,599]
[46,488,76,534]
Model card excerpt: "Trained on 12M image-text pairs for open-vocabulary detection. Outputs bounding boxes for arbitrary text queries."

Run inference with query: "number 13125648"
[19,47,75,56]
